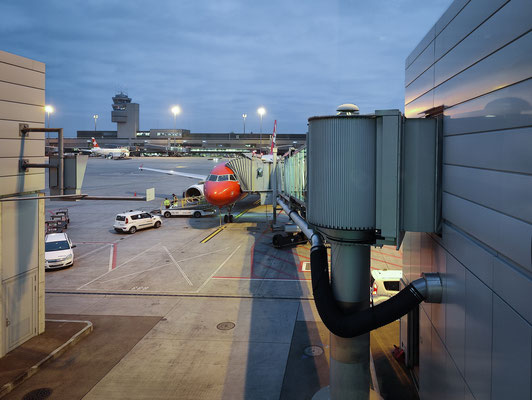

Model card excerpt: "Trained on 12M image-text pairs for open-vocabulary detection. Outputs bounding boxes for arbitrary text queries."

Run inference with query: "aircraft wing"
[78,148,93,154]
[138,165,207,181]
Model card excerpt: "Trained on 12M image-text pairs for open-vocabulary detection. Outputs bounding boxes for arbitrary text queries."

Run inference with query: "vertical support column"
[272,147,278,225]
[329,240,371,400]
[58,128,64,195]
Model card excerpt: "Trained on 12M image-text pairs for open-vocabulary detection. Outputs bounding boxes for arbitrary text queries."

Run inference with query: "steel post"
[272,147,278,225]
[58,128,64,195]
[329,239,371,400]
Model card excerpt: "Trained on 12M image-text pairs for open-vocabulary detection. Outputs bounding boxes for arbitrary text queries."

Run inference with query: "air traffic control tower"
[111,92,139,139]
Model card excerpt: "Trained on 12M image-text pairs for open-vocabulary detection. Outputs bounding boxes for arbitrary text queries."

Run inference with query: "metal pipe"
[58,128,64,195]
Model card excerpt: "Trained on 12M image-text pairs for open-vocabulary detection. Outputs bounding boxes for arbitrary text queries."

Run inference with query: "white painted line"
[195,245,242,293]
[77,243,160,290]
[108,245,114,272]
[99,264,168,284]
[76,244,110,262]
[211,277,309,282]
[163,246,193,286]
[370,349,381,396]
[98,248,231,285]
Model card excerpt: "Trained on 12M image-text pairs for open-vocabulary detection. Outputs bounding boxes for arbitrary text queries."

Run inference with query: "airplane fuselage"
[204,163,242,208]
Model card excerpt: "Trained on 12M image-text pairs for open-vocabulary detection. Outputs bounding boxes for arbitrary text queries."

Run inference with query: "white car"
[45,233,76,270]
[113,210,162,234]
[370,269,402,306]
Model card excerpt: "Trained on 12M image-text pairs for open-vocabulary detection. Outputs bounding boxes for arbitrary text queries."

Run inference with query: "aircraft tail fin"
[269,120,277,155]
[91,137,100,148]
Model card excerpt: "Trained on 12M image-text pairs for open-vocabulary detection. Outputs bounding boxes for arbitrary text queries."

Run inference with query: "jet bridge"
[226,154,273,205]
[273,107,443,400]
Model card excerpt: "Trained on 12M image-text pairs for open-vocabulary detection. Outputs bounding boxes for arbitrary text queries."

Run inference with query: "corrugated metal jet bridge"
[270,105,444,400]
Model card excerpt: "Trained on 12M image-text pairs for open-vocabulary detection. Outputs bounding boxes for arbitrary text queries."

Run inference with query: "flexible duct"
[277,198,442,339]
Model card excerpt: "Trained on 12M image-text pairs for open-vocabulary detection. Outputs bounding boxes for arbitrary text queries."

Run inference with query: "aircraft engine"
[183,183,204,198]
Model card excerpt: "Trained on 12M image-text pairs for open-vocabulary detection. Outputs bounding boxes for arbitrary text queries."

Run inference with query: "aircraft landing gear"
[223,205,235,223]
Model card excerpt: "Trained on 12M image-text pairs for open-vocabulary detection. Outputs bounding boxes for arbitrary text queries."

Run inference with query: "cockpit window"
[218,175,228,181]
[207,175,217,181]
[229,175,237,181]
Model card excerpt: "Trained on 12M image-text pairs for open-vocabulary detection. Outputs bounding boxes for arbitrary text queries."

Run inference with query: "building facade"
[0,51,46,356]
[402,1,531,398]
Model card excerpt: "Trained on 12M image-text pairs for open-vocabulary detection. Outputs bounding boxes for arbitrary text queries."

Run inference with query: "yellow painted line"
[200,225,228,243]
[200,203,257,243]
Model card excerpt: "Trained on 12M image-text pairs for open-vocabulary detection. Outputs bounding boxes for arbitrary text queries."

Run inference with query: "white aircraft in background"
[83,137,130,159]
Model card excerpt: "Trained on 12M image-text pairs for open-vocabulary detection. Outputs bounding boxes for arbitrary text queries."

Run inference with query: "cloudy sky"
[1,0,451,136]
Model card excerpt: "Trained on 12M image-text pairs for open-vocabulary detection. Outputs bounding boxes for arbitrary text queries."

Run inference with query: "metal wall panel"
[0,174,44,198]
[443,165,532,223]
[0,138,45,158]
[441,223,494,287]
[464,270,493,400]
[444,255,466,376]
[434,30,532,108]
[431,244,446,341]
[1,200,40,280]
[491,296,532,399]
[418,308,433,399]
[0,120,45,140]
[405,26,435,70]
[0,158,47,178]
[493,258,532,323]
[0,81,45,105]
[443,193,532,271]
[443,78,532,136]
[0,50,45,73]
[434,0,508,61]
[434,0,532,87]
[434,0,470,36]
[0,100,45,123]
[0,62,44,89]
[405,41,435,86]
[443,127,532,175]
[404,91,434,118]
[431,328,450,400]
[405,66,434,106]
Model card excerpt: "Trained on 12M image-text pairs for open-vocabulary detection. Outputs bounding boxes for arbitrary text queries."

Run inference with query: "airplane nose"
[204,182,239,207]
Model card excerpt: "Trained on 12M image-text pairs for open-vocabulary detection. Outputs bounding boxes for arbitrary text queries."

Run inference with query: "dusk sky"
[2,1,452,137]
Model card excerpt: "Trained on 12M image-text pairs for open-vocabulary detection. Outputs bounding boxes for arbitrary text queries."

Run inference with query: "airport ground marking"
[195,244,242,293]
[98,247,232,285]
[163,246,193,286]
[200,225,228,243]
[76,244,111,262]
[107,243,117,271]
[211,277,311,282]
[77,242,160,290]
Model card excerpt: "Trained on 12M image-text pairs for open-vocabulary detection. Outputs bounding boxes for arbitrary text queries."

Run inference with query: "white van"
[370,269,402,306]
[45,233,75,270]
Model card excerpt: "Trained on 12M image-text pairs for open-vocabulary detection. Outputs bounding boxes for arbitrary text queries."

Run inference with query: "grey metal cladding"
[443,165,532,224]
[307,116,376,230]
[434,31,532,108]
[434,0,532,87]
[434,0,507,61]
[443,127,532,175]
[491,296,532,399]
[443,193,532,271]
[443,78,532,136]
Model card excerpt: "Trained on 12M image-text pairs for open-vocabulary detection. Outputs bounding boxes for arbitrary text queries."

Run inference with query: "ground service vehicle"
[114,211,162,233]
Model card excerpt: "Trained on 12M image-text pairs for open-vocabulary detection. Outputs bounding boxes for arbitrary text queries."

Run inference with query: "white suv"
[370,269,402,306]
[114,210,162,234]
[45,232,76,270]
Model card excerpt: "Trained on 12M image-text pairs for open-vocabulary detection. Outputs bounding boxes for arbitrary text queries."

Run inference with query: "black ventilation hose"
[310,243,425,338]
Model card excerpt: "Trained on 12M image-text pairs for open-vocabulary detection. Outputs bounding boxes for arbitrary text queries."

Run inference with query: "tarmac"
[1,157,418,399]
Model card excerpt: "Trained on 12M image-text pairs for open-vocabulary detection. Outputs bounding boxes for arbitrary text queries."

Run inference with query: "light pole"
[242,113,247,134]
[93,114,99,131]
[44,105,54,128]
[171,105,181,131]
[257,107,265,154]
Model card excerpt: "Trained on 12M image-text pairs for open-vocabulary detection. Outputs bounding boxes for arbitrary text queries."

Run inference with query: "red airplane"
[139,121,279,222]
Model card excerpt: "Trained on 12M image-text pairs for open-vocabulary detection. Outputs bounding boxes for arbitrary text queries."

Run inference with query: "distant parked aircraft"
[80,138,130,159]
